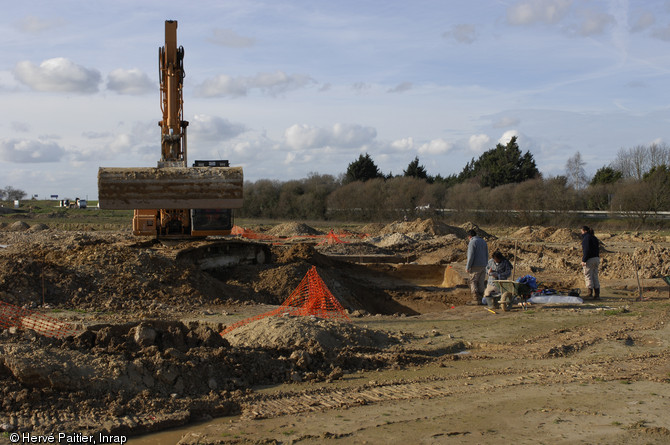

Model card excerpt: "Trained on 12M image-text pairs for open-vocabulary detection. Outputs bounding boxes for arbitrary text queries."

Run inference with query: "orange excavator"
[98,20,243,237]
[98,21,268,267]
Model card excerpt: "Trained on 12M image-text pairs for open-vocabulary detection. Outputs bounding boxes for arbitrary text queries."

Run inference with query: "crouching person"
[483,251,513,307]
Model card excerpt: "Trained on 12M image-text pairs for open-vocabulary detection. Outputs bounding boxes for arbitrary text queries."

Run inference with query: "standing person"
[581,225,600,299]
[484,251,513,301]
[466,229,489,305]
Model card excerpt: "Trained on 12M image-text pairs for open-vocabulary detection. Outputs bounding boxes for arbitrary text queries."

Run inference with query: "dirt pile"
[380,218,466,237]
[0,317,426,436]
[0,232,226,311]
[602,244,670,279]
[459,221,494,239]
[547,228,580,243]
[316,241,395,256]
[8,221,30,231]
[224,316,402,350]
[266,222,323,237]
[359,222,385,235]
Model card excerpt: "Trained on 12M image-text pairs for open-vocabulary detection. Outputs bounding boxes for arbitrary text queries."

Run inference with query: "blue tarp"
[516,275,537,290]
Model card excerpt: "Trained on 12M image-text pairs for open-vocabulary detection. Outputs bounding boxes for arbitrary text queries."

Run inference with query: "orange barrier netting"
[231,225,277,241]
[232,225,363,244]
[221,266,349,335]
[317,230,348,246]
[0,300,79,338]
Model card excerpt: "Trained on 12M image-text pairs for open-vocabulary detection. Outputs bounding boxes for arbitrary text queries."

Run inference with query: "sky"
[2,0,670,200]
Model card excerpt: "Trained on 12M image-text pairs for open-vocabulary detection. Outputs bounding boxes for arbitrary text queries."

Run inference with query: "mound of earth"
[316,241,395,256]
[459,222,494,239]
[547,228,580,243]
[266,222,323,237]
[369,233,417,248]
[9,221,30,231]
[380,218,466,237]
[511,226,546,241]
[28,223,49,232]
[223,316,401,350]
[359,223,385,235]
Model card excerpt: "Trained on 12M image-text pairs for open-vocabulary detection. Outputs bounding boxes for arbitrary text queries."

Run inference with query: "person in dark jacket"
[580,225,600,299]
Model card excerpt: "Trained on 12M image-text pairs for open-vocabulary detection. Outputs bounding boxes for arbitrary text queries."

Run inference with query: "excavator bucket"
[97,166,243,210]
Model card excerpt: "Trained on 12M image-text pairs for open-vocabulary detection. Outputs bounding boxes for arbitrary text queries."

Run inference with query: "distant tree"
[612,143,670,180]
[3,186,26,201]
[642,164,670,211]
[590,166,623,186]
[241,179,281,218]
[344,153,383,183]
[403,156,428,180]
[457,136,539,188]
[565,152,588,190]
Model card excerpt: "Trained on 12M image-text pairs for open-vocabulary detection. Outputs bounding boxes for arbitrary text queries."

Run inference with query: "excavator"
[98,20,268,266]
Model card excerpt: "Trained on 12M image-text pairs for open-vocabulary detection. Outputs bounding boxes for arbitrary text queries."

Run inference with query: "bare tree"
[3,186,27,201]
[613,144,670,180]
[565,152,588,190]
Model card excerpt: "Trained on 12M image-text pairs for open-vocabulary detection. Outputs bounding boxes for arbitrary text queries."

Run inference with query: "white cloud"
[506,0,573,26]
[0,138,66,163]
[195,71,314,97]
[283,123,377,150]
[498,130,520,146]
[106,69,154,95]
[570,9,616,37]
[208,29,256,48]
[11,122,31,133]
[13,58,101,94]
[417,138,453,155]
[443,24,478,44]
[16,16,65,34]
[190,114,247,142]
[493,116,520,128]
[387,82,413,93]
[468,134,491,152]
[351,82,371,93]
[629,11,655,33]
[391,137,414,151]
[651,24,670,41]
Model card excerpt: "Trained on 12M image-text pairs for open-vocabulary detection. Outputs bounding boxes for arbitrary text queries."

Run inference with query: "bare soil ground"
[0,218,669,444]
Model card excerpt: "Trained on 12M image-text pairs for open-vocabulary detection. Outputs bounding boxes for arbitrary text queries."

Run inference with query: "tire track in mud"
[240,378,475,420]
[239,310,670,422]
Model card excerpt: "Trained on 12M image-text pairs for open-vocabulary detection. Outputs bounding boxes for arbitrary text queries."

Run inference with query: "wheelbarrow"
[491,280,533,311]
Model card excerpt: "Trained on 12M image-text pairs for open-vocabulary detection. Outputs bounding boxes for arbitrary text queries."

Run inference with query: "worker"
[466,229,488,305]
[484,251,513,303]
[580,225,600,299]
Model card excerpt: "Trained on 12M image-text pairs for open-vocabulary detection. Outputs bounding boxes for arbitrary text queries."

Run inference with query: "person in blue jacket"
[466,229,488,305]
[580,225,600,299]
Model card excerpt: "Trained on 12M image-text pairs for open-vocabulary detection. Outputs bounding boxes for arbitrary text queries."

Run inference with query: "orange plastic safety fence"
[317,230,348,246]
[221,266,349,335]
[231,225,277,241]
[0,300,79,338]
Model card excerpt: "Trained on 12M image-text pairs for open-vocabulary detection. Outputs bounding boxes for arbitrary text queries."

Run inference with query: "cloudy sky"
[2,0,670,199]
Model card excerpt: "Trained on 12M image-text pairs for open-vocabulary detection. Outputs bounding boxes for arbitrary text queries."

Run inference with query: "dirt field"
[0,217,669,444]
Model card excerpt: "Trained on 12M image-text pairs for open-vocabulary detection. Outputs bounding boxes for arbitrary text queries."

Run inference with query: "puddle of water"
[126,414,239,445]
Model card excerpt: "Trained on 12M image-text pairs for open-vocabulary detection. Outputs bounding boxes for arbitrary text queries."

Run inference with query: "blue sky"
[2,0,670,199]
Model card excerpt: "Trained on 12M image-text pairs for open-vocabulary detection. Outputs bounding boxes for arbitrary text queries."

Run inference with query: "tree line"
[0,186,27,201]
[238,138,670,226]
